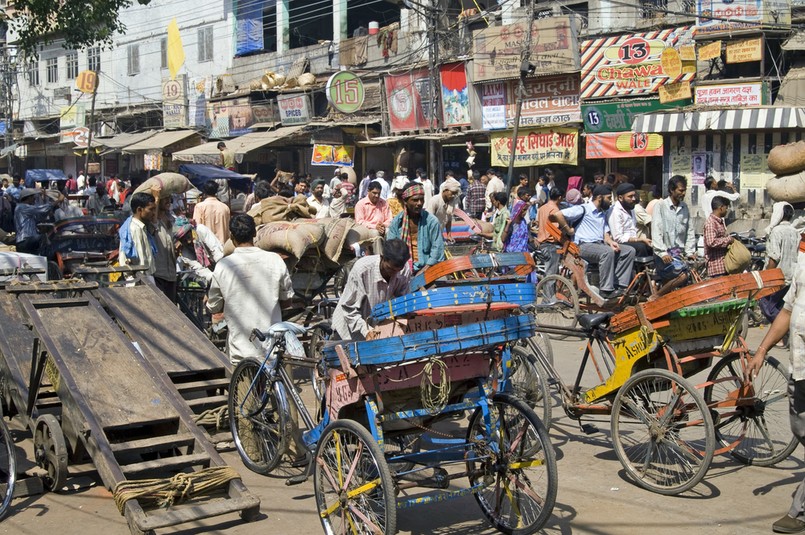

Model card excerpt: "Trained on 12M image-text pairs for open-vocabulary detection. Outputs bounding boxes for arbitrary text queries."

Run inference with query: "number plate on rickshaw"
[659,303,744,342]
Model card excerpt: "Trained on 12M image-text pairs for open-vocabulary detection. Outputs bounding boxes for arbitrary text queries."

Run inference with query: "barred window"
[66,52,78,79]
[46,57,58,84]
[198,26,213,62]
[127,44,140,75]
[87,46,101,72]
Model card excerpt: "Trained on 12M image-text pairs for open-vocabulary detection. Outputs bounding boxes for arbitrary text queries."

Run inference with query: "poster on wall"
[507,74,581,128]
[670,151,692,180]
[277,94,311,126]
[691,150,708,186]
[162,75,188,129]
[580,27,697,99]
[585,132,663,159]
[481,83,506,130]
[697,0,761,33]
[143,152,163,171]
[490,128,578,167]
[440,63,470,128]
[695,81,764,107]
[740,153,771,188]
[384,69,434,132]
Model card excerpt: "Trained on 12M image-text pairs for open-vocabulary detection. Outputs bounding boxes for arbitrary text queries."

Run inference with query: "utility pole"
[506,0,535,192]
[426,0,441,183]
[0,23,14,175]
[83,71,98,176]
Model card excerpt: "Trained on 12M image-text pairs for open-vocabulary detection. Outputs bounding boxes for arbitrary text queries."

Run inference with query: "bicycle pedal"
[285,473,309,486]
[580,423,599,435]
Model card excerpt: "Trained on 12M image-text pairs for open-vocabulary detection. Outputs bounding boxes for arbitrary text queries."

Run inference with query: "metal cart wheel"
[466,393,557,535]
[228,358,290,475]
[0,418,16,520]
[506,347,552,430]
[313,419,396,535]
[33,414,68,492]
[533,274,579,337]
[704,353,795,466]
[611,369,715,495]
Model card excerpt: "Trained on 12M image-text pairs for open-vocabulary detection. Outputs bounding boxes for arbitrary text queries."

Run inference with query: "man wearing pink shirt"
[354,180,391,237]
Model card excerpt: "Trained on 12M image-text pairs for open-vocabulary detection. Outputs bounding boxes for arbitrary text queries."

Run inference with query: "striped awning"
[632,107,805,133]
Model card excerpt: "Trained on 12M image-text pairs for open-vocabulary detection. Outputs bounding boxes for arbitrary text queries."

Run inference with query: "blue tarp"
[178,164,251,191]
[25,169,67,187]
[235,0,265,56]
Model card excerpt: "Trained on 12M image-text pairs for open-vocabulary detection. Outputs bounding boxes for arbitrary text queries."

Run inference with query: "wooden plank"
[185,395,228,410]
[27,299,178,428]
[175,377,229,393]
[97,285,229,376]
[120,452,210,475]
[111,433,196,454]
[133,495,260,531]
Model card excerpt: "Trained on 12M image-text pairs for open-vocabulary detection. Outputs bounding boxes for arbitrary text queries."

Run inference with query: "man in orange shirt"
[536,187,564,289]
[193,181,231,244]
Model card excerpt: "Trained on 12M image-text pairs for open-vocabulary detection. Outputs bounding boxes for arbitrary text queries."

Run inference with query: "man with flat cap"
[609,182,652,257]
[551,184,635,299]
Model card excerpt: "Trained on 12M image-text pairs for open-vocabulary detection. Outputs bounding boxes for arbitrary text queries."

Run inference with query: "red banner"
[585,132,664,159]
[384,69,435,133]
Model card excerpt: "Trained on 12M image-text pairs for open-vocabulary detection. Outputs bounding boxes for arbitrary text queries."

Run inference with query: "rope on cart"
[112,466,241,513]
[194,405,229,429]
[421,358,450,414]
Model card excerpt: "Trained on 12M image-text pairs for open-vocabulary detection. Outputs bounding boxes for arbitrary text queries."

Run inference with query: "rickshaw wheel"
[533,275,579,337]
[308,325,329,404]
[704,353,796,466]
[506,347,552,430]
[611,369,715,495]
[229,358,289,475]
[0,418,16,520]
[314,419,396,535]
[33,414,68,492]
[466,393,557,535]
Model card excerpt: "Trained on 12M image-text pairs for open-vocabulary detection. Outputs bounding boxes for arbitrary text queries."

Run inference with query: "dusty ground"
[0,326,798,535]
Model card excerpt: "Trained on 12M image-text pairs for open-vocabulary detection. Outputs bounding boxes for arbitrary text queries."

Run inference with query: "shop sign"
[162,75,188,129]
[440,63,470,128]
[694,82,764,106]
[481,83,506,130]
[76,70,98,94]
[697,0,789,33]
[59,104,86,143]
[326,71,365,114]
[490,127,578,168]
[725,38,763,63]
[251,102,280,124]
[698,41,722,60]
[473,16,579,83]
[208,97,258,137]
[506,74,581,128]
[580,27,696,99]
[384,69,435,133]
[311,144,355,167]
[276,94,311,126]
[582,98,689,133]
[188,77,210,129]
[586,132,664,159]
[658,81,692,103]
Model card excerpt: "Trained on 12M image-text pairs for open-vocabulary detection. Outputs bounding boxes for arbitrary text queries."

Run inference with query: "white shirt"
[207,247,294,361]
[307,195,331,219]
[485,175,505,209]
[375,176,390,200]
[425,192,458,230]
[118,217,155,276]
[415,177,434,204]
[608,201,638,244]
[77,174,86,190]
[701,189,740,218]
[784,255,805,379]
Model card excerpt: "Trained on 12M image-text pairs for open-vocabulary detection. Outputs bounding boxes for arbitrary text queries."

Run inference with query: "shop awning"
[632,107,805,133]
[122,130,201,154]
[356,135,418,147]
[96,131,159,154]
[171,125,309,163]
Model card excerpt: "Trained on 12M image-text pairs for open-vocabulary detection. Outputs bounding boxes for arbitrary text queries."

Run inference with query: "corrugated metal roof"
[172,125,309,162]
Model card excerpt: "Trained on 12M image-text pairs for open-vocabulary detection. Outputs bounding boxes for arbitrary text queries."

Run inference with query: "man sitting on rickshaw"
[387,182,445,272]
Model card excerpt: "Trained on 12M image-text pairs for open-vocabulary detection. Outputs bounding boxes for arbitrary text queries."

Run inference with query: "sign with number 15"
[326,71,365,114]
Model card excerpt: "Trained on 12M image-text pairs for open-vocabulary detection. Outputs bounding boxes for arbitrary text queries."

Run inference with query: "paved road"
[1,326,799,534]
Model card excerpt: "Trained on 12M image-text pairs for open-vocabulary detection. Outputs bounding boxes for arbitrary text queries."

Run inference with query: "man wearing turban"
[387,182,445,271]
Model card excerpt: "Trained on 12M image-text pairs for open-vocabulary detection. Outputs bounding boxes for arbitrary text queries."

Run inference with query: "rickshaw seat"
[578,312,614,332]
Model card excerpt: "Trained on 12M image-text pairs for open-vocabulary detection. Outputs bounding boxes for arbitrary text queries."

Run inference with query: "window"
[46,57,58,84]
[127,44,140,75]
[160,37,167,69]
[640,0,667,19]
[66,51,78,79]
[198,26,213,62]
[87,46,101,72]
[27,60,39,86]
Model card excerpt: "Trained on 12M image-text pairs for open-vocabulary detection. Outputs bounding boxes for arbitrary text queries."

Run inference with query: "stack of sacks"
[344,223,380,252]
[767,141,805,203]
[248,195,316,225]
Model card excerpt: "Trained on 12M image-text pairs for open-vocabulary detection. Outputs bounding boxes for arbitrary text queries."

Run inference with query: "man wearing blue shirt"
[551,184,635,299]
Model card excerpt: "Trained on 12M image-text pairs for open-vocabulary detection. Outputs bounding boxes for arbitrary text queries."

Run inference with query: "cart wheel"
[704,353,795,466]
[534,274,579,337]
[0,419,16,520]
[504,347,552,430]
[307,325,329,404]
[527,331,554,366]
[331,257,358,298]
[229,358,289,475]
[33,414,68,492]
[611,369,715,495]
[466,393,557,535]
[314,419,396,535]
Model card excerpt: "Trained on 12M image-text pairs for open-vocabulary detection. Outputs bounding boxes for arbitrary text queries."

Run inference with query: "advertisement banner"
[659,81,692,103]
[440,63,470,127]
[698,41,722,60]
[311,145,356,167]
[208,97,256,137]
[162,75,187,129]
[586,132,664,159]
[695,82,764,106]
[473,16,579,82]
[725,38,763,63]
[490,127,578,168]
[188,77,210,129]
[384,69,434,132]
[582,98,690,133]
[277,93,312,126]
[580,27,696,99]
[481,83,506,130]
[251,101,280,125]
[697,0,761,33]
[506,74,581,128]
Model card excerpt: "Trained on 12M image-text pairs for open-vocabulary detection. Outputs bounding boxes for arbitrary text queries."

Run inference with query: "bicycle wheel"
[611,369,715,495]
[314,419,396,535]
[307,324,329,403]
[704,353,795,466]
[467,393,557,535]
[229,358,289,475]
[527,331,554,367]
[534,274,579,336]
[0,419,15,520]
[505,346,552,430]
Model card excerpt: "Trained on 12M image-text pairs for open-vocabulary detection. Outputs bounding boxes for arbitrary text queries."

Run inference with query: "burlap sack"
[323,218,353,262]
[345,224,379,248]
[134,173,194,199]
[766,170,805,203]
[256,221,324,259]
[768,141,805,176]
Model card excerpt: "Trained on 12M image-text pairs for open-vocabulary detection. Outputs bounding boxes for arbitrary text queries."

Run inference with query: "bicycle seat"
[268,321,307,337]
[634,256,655,265]
[577,312,614,332]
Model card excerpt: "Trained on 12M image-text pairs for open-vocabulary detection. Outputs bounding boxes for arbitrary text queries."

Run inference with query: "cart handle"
[250,329,266,343]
